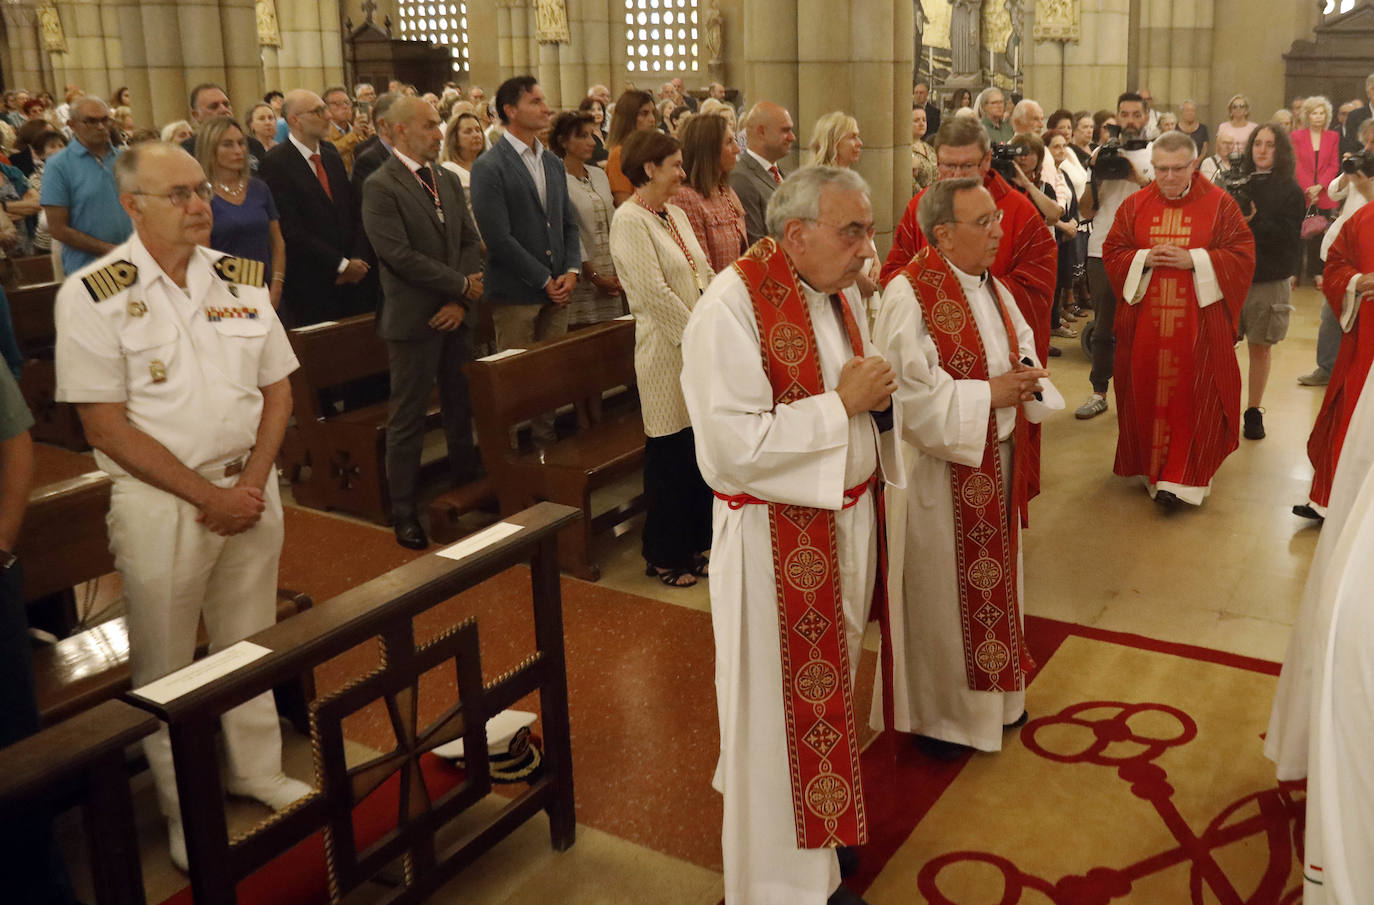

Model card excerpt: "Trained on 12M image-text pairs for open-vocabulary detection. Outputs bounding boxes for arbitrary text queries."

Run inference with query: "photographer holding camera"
[1298,118,1374,389]
[1005,133,1064,225]
[1073,92,1153,421]
[1232,123,1305,440]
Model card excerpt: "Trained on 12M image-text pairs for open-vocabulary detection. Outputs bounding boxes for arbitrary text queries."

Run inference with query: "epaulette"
[212,255,266,288]
[81,260,138,302]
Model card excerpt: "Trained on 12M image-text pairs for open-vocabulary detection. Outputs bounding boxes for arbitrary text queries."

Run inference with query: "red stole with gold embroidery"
[901,247,1032,693]
[732,237,869,849]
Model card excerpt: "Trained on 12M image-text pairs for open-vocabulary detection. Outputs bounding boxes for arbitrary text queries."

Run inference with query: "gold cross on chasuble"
[1154,278,1188,339]
[1147,208,1193,247]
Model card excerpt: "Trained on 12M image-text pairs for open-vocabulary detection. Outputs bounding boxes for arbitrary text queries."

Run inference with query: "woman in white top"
[608,129,714,587]
[551,110,623,326]
[440,110,486,239]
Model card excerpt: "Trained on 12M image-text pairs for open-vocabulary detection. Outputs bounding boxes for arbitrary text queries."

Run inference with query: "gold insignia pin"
[149,360,167,383]
[227,283,239,298]
[127,299,147,317]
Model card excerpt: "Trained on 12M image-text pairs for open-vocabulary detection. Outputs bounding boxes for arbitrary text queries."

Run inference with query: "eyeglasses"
[808,218,876,244]
[952,209,1005,230]
[938,159,984,173]
[131,182,214,208]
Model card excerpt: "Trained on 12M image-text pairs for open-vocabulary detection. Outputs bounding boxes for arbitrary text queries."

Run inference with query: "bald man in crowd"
[730,101,797,247]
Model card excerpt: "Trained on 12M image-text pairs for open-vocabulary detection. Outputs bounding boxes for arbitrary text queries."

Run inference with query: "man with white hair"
[873,177,1059,760]
[681,166,897,905]
[1011,98,1069,210]
[977,86,1011,143]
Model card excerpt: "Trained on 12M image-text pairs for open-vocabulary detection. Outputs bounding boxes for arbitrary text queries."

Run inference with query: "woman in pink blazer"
[1293,96,1341,287]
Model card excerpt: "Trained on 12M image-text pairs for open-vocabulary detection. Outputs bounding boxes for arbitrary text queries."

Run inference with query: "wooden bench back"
[467,319,636,439]
[13,254,55,287]
[287,313,388,420]
[18,471,114,603]
[9,280,60,358]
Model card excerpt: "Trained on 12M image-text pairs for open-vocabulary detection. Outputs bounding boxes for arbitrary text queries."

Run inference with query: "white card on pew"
[613,313,635,320]
[132,641,273,705]
[477,348,525,362]
[292,320,338,333]
[436,521,523,562]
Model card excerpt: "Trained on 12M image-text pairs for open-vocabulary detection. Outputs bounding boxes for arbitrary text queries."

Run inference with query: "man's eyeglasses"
[809,218,876,244]
[951,209,1005,230]
[938,159,983,173]
[131,182,214,208]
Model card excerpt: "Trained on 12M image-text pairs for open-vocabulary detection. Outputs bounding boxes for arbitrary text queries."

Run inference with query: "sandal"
[645,564,697,588]
[692,553,710,578]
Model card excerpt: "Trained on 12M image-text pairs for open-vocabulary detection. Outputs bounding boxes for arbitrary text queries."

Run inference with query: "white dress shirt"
[502,129,548,209]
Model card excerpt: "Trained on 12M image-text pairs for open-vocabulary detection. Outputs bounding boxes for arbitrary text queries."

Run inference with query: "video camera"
[1217,151,1264,210]
[1341,149,1374,178]
[1091,124,1149,180]
[990,141,1029,183]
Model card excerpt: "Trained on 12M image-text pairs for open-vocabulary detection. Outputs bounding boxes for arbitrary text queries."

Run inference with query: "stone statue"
[705,0,724,66]
[536,0,571,44]
[949,0,981,77]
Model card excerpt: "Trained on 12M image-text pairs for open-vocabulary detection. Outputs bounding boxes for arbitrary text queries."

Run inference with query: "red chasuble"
[1308,204,1374,507]
[901,248,1033,692]
[1102,174,1254,490]
[732,237,872,849]
[881,169,1057,499]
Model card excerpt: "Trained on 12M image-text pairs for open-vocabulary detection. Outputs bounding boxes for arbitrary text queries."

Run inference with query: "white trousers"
[109,472,287,818]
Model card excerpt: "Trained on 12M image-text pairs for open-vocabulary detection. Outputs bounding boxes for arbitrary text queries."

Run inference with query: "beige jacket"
[609,200,714,437]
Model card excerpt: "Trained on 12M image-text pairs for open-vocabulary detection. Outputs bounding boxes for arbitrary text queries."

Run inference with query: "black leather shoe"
[1243,406,1265,440]
[837,845,860,877]
[1154,489,1181,510]
[1004,710,1029,730]
[827,885,870,905]
[1292,503,1324,522]
[915,734,972,761]
[394,516,429,550]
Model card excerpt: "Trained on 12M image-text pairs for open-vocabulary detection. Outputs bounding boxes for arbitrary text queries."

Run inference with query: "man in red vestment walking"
[1102,131,1256,508]
[881,116,1057,499]
[1299,202,1374,519]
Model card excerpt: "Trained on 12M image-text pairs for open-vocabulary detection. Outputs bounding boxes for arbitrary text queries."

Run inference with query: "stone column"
[221,0,264,112]
[559,0,588,105]
[741,0,798,127]
[580,0,611,90]
[319,0,345,82]
[539,41,563,107]
[792,0,911,253]
[1137,0,1210,113]
[50,0,115,100]
[139,0,190,128]
[277,0,328,93]
[1,4,48,96]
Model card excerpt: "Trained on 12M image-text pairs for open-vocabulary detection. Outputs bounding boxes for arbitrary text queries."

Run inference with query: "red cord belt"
[714,473,876,510]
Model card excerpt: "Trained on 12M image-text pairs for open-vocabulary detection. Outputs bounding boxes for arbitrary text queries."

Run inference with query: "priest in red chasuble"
[881,116,1057,502]
[1300,203,1374,519]
[1102,131,1255,508]
[871,178,1062,761]
[681,166,898,905]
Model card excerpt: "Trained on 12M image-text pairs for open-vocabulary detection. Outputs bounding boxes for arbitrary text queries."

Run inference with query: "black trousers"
[1087,257,1119,394]
[642,427,713,571]
[385,326,479,518]
[0,564,75,905]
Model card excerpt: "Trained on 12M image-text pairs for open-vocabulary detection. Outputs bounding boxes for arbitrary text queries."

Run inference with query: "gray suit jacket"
[729,152,780,248]
[361,155,483,342]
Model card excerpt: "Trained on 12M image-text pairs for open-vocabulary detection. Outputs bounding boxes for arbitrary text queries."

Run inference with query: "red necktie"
[769,165,782,185]
[310,152,332,200]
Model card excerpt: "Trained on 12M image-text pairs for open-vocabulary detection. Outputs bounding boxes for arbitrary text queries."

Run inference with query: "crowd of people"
[2,61,1373,904]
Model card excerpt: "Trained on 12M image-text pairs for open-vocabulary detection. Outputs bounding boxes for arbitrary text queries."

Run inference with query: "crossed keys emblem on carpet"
[915,701,1306,905]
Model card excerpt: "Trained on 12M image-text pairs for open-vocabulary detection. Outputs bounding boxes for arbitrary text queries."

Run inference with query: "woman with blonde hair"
[160,119,193,144]
[1294,95,1341,287]
[1216,93,1257,153]
[195,117,286,308]
[440,110,486,233]
[671,112,746,273]
[807,111,862,168]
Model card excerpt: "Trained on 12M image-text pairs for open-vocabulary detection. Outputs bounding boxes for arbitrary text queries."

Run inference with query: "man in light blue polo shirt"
[40,95,130,275]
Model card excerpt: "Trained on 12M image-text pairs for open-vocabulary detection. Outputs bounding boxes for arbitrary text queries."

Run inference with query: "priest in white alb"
[871,177,1063,760]
[681,166,898,905]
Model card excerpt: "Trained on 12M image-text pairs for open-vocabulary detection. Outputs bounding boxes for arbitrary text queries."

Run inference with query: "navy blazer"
[469,135,581,305]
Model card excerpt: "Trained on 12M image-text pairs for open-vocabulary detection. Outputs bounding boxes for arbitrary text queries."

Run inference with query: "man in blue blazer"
[470,75,581,444]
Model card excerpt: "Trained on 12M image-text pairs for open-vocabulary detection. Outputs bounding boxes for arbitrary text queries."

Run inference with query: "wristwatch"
[0,548,16,571]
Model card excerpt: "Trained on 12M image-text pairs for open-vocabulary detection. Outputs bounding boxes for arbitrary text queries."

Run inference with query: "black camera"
[1091,125,1150,180]
[1341,148,1374,177]
[1218,152,1262,209]
[990,141,1029,183]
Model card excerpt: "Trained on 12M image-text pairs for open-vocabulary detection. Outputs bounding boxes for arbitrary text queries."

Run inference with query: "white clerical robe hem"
[1340,273,1363,332]
[1142,476,1210,505]
[1125,250,1151,303]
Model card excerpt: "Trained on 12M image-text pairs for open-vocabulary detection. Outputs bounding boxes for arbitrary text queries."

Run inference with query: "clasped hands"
[545,272,579,305]
[427,272,484,331]
[1144,243,1195,270]
[197,482,266,536]
[837,356,897,417]
[989,355,1049,408]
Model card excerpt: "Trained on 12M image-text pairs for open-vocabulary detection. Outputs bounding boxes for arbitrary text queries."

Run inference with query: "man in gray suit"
[470,75,581,444]
[730,101,797,247]
[361,96,484,549]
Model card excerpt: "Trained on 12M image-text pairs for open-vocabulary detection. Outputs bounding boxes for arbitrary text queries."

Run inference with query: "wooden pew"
[9,280,85,450]
[0,700,157,905]
[126,502,581,905]
[285,313,445,524]
[18,470,315,730]
[12,253,55,286]
[459,318,644,581]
